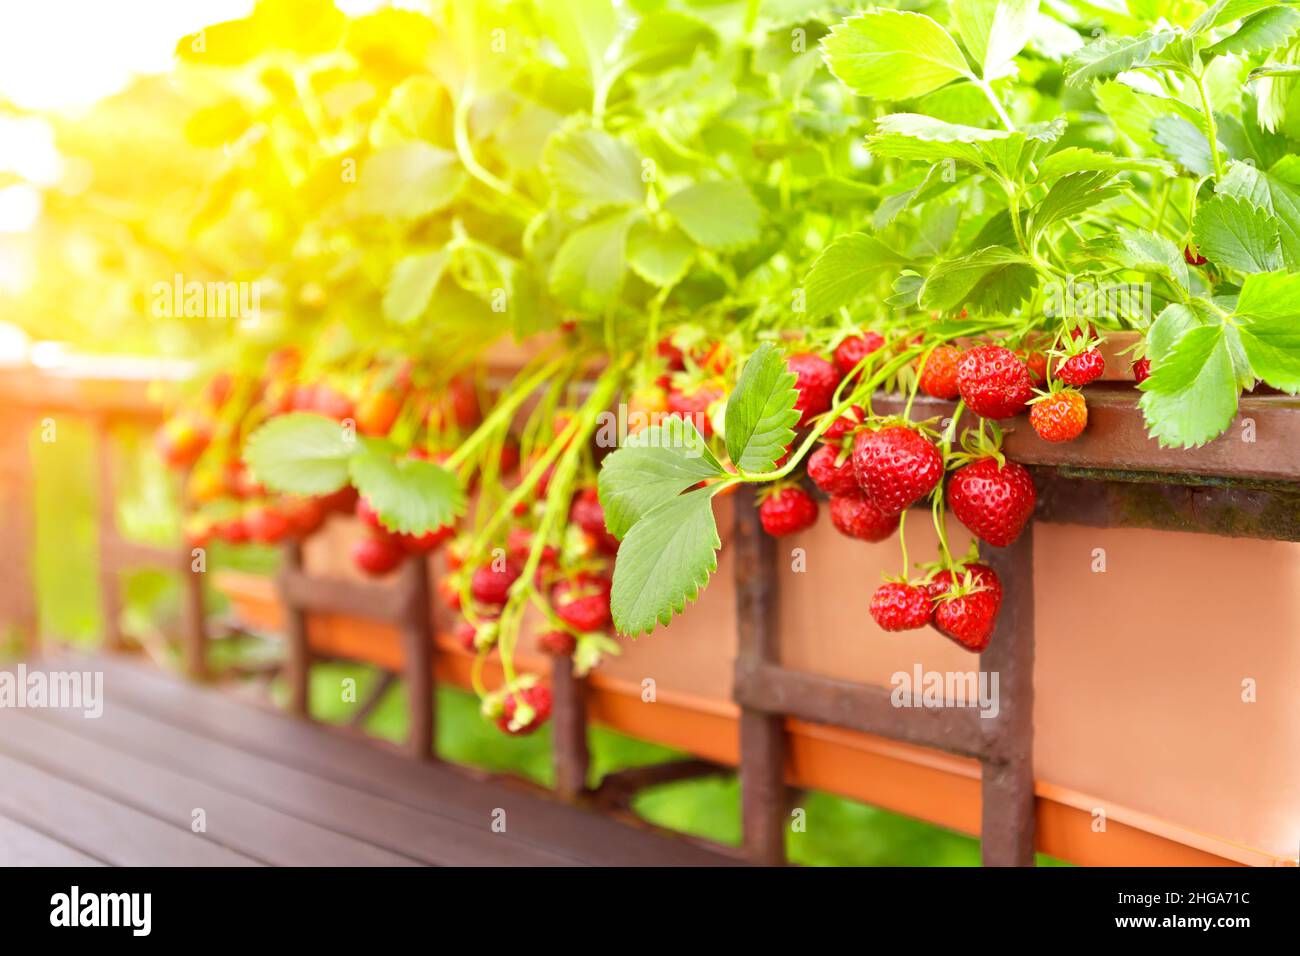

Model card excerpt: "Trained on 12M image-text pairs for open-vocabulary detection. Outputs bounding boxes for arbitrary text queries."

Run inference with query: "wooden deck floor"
[0,654,740,866]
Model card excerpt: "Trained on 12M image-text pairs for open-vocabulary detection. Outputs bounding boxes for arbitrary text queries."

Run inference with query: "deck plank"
[84,653,738,866]
[0,751,258,866]
[0,814,106,867]
[0,710,416,867]
[26,701,577,867]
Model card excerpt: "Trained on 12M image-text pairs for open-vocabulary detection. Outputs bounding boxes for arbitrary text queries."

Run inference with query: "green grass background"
[22,420,1064,866]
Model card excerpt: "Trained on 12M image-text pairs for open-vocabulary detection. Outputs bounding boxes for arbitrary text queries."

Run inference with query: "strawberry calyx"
[946,420,1004,469]
[931,568,995,602]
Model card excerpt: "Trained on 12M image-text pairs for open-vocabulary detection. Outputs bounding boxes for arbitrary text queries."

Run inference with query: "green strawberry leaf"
[1235,270,1300,392]
[244,413,357,495]
[1193,0,1288,34]
[725,343,801,474]
[1138,324,1241,448]
[1205,6,1300,57]
[950,0,1040,81]
[821,10,973,101]
[541,126,644,211]
[355,143,464,219]
[1216,159,1300,269]
[540,0,621,87]
[548,210,636,310]
[867,112,1014,168]
[1192,195,1284,273]
[1064,28,1178,87]
[348,445,465,534]
[626,220,694,287]
[664,181,762,250]
[919,245,1036,315]
[610,486,721,637]
[1107,229,1189,293]
[802,232,908,317]
[1035,147,1173,182]
[383,250,450,325]
[597,417,723,540]
[1029,170,1127,240]
[1153,115,1219,177]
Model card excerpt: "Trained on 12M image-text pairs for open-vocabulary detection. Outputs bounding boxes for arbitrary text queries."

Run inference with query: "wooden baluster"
[551,655,590,800]
[978,526,1037,866]
[398,554,434,759]
[277,540,311,718]
[733,488,787,865]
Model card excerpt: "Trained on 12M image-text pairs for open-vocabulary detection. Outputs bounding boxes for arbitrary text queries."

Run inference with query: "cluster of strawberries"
[439,484,620,736]
[160,347,482,557]
[753,328,1135,652]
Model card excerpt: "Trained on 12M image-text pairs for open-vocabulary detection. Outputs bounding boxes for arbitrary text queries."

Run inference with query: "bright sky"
[0,1,256,111]
[0,1,411,233]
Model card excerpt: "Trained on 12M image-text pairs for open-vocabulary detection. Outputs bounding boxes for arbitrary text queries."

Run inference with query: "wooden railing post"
[978,526,1037,866]
[733,488,788,865]
[277,541,312,718]
[551,656,590,800]
[397,554,434,759]
[0,410,38,656]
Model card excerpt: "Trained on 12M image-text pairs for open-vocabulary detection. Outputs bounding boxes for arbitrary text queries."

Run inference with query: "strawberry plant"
[58,0,1295,725]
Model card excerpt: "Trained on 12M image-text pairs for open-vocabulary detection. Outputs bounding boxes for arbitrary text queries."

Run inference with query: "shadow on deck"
[0,654,741,867]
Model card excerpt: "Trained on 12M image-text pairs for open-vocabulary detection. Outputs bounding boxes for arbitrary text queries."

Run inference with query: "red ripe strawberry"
[571,488,618,554]
[1029,390,1087,443]
[1018,350,1048,384]
[957,345,1033,419]
[538,630,576,657]
[155,417,210,469]
[314,385,355,422]
[351,536,405,576]
[471,560,522,607]
[281,496,326,537]
[1131,357,1151,383]
[217,515,248,544]
[1183,244,1207,266]
[457,617,497,653]
[183,514,215,549]
[440,375,481,429]
[657,338,686,370]
[399,523,454,555]
[829,492,899,542]
[507,527,558,567]
[851,426,943,516]
[925,563,1002,611]
[244,503,291,544]
[807,444,860,496]
[666,383,723,437]
[320,485,358,514]
[1055,348,1105,386]
[497,685,552,735]
[934,588,1000,652]
[455,619,477,652]
[695,341,732,376]
[438,575,462,611]
[869,582,932,631]
[355,389,401,437]
[946,458,1036,547]
[822,405,865,441]
[787,353,837,426]
[205,372,234,409]
[551,573,612,632]
[834,332,884,378]
[758,485,819,536]
[356,496,385,531]
[918,345,962,400]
